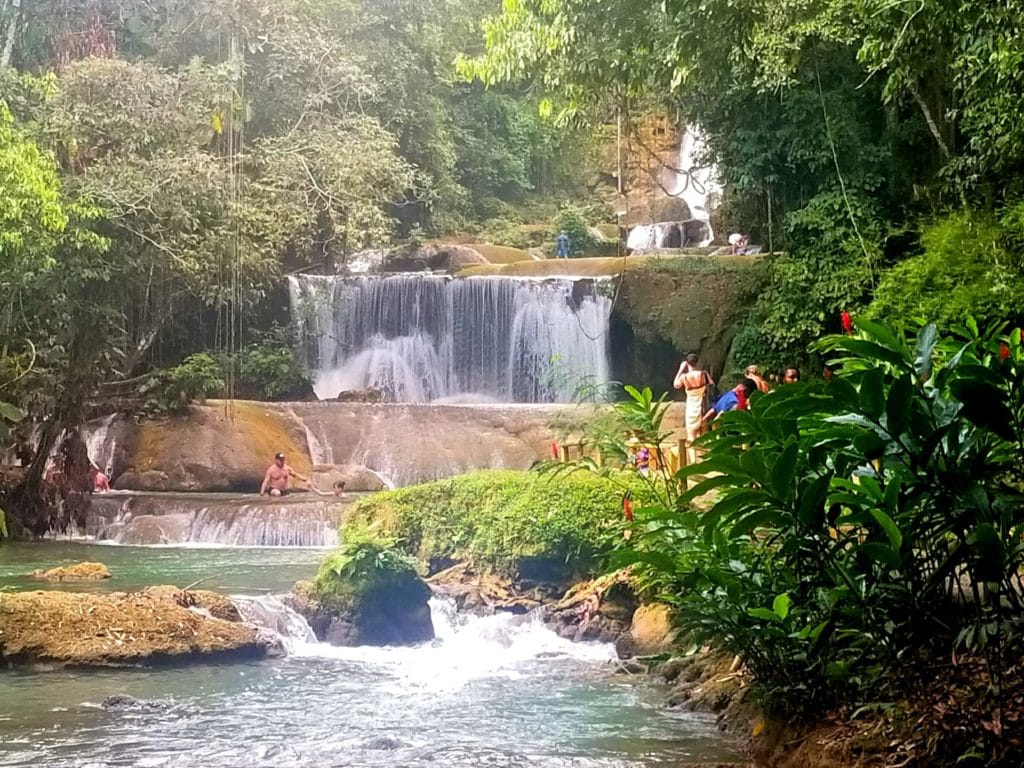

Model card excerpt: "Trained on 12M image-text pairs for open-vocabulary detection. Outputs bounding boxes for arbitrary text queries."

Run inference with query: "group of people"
[673,353,800,444]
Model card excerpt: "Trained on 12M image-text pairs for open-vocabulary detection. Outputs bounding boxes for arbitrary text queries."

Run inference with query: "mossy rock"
[340,469,654,578]
[305,540,434,646]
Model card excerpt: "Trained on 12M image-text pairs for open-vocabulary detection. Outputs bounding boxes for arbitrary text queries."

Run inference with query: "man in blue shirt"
[701,378,756,426]
[554,231,571,259]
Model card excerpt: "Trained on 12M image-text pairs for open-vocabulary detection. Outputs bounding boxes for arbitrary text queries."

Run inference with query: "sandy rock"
[0,589,279,667]
[30,562,112,582]
[112,402,311,493]
[627,603,677,655]
[142,585,243,622]
[336,389,385,403]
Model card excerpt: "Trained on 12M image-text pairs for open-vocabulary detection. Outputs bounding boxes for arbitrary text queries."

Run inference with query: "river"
[0,542,740,767]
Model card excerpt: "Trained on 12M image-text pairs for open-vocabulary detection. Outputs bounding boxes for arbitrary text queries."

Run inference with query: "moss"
[312,535,423,610]
[340,469,652,576]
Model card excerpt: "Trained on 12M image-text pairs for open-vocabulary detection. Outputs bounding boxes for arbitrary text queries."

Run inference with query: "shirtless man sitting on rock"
[259,452,310,497]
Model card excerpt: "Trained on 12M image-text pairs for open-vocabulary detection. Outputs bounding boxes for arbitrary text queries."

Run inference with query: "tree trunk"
[0,0,22,69]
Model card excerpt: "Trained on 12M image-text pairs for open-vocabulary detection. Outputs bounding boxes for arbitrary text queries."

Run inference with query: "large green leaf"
[868,508,903,550]
[859,542,902,570]
[913,323,938,380]
[884,375,913,439]
[0,402,26,423]
[858,368,886,419]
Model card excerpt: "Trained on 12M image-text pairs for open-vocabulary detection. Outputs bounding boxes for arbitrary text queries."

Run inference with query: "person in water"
[89,462,111,493]
[260,452,310,496]
[782,367,801,384]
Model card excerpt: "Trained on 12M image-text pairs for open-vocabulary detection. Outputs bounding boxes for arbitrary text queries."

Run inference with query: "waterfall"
[88,494,341,548]
[189,505,338,548]
[627,124,722,251]
[288,274,611,403]
[82,414,118,475]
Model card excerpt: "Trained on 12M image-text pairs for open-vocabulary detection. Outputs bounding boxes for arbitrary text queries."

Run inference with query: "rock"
[628,603,677,655]
[111,513,191,546]
[288,574,434,648]
[142,585,242,623]
[543,571,638,644]
[0,589,279,667]
[101,695,169,712]
[311,463,387,493]
[112,402,312,493]
[29,562,112,582]
[384,244,488,273]
[336,389,385,403]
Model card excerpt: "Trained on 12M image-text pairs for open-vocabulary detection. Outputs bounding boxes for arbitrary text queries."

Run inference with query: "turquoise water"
[0,542,742,767]
[0,541,324,594]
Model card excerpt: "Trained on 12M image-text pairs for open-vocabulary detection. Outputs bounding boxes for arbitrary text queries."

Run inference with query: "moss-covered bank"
[341,469,650,577]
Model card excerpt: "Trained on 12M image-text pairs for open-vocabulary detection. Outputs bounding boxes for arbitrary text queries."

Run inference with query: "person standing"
[674,353,715,450]
[554,230,571,259]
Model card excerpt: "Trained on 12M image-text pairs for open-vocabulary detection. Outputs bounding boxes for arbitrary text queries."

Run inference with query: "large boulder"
[112,401,311,492]
[311,464,388,493]
[0,587,280,667]
[290,558,435,647]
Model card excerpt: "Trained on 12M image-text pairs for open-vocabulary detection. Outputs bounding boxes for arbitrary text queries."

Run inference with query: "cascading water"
[289,274,612,403]
[627,125,722,251]
[81,413,118,474]
[87,494,342,548]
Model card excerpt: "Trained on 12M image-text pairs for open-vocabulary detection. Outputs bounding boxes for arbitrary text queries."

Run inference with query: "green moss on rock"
[341,469,650,576]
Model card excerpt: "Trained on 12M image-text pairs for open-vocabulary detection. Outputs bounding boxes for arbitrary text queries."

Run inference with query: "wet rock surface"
[0,587,280,667]
[428,563,639,645]
[287,579,434,647]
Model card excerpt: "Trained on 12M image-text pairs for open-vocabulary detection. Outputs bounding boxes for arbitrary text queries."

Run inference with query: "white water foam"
[260,596,616,691]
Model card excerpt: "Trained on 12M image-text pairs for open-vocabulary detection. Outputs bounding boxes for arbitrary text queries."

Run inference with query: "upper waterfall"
[288,274,612,403]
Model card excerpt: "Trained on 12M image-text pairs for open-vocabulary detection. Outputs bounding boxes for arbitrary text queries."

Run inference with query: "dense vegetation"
[463,0,1024,372]
[553,323,1024,763]
[0,0,602,524]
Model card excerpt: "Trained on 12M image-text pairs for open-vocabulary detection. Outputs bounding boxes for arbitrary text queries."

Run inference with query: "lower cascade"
[289,273,612,402]
[87,494,341,548]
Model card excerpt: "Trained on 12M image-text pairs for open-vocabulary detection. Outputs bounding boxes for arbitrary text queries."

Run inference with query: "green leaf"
[884,375,913,438]
[914,323,938,379]
[859,368,886,419]
[747,607,780,623]
[773,593,790,620]
[797,474,832,527]
[0,402,26,423]
[859,542,902,570]
[768,441,799,500]
[868,508,903,549]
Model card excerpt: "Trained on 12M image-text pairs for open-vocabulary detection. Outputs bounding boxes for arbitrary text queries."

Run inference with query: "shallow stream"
[0,542,741,767]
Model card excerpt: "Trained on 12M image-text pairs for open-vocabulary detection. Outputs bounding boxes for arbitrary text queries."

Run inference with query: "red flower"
[841,311,853,335]
[999,342,1010,361]
[622,496,634,522]
[823,365,834,380]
